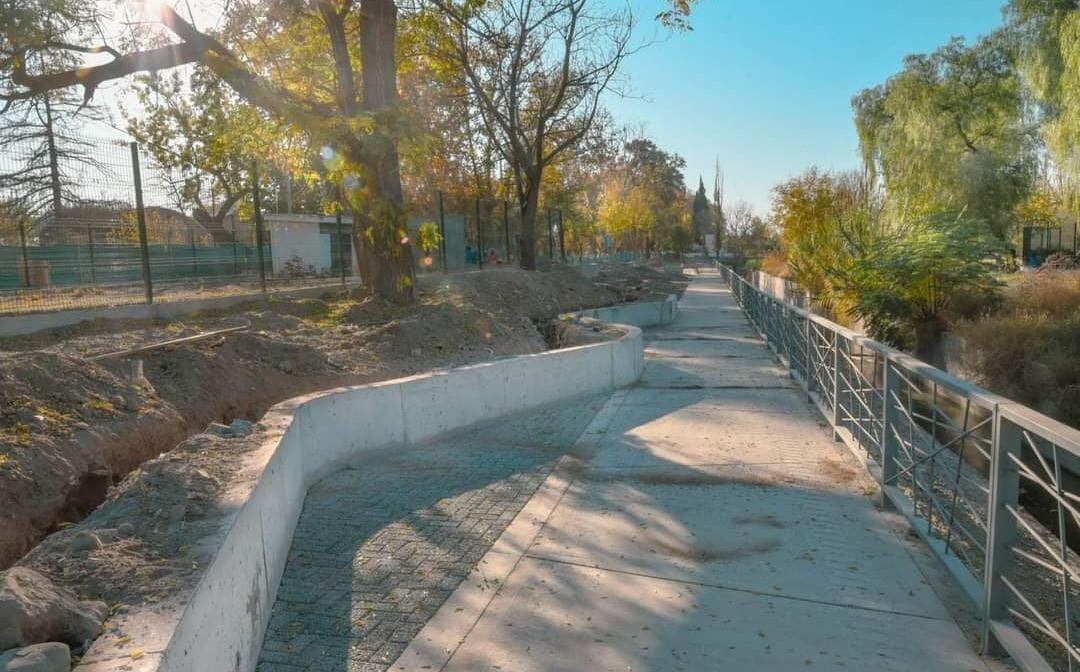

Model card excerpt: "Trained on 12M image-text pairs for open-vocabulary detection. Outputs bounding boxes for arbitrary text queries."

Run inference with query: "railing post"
[831,330,841,441]
[130,142,153,304]
[805,319,815,397]
[983,407,1022,656]
[880,357,901,503]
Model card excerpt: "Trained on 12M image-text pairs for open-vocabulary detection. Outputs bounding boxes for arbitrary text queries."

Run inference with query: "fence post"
[476,197,483,269]
[558,208,566,262]
[17,219,31,288]
[983,408,1022,656]
[232,221,240,276]
[503,200,511,264]
[336,200,346,288]
[130,142,154,304]
[805,319,815,397]
[85,223,97,284]
[547,207,554,259]
[438,190,447,272]
[251,161,268,293]
[189,223,198,277]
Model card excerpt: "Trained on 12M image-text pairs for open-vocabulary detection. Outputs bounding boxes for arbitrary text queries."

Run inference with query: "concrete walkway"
[394,271,992,672]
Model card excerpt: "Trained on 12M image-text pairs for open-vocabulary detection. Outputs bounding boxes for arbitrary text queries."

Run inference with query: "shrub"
[760,251,789,278]
[1013,271,1080,319]
[955,313,1080,426]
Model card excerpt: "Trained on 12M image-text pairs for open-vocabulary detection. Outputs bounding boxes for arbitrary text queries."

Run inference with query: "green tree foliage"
[853,34,1034,240]
[598,138,691,255]
[772,168,1005,366]
[1006,1,1080,210]
[771,169,881,308]
[843,215,1005,366]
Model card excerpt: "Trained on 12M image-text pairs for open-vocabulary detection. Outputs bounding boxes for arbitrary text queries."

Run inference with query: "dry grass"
[954,270,1080,427]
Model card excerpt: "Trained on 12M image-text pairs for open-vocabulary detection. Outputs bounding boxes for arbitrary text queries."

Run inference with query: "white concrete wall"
[85,297,679,672]
[268,220,332,274]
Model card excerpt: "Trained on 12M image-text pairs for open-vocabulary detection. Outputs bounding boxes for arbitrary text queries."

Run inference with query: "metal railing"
[718,263,1080,672]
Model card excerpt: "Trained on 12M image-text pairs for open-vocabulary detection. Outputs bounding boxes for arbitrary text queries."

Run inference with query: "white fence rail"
[719,263,1080,672]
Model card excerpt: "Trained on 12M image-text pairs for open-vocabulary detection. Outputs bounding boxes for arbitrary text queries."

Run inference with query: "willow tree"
[2,0,417,303]
[852,34,1034,240]
[1006,1,1080,214]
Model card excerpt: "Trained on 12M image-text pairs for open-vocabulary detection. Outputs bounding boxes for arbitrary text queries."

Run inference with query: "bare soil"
[0,263,685,577]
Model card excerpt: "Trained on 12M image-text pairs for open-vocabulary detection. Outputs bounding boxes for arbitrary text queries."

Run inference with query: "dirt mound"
[0,335,342,569]
[420,265,622,320]
[1036,252,1080,273]
[0,263,686,571]
[21,431,256,611]
[593,263,690,302]
[0,353,159,570]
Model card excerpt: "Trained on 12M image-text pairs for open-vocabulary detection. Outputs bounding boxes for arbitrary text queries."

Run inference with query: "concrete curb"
[571,294,677,328]
[74,297,676,672]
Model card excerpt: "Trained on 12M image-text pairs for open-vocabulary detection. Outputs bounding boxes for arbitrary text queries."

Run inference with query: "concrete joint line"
[522,554,954,624]
[389,389,629,672]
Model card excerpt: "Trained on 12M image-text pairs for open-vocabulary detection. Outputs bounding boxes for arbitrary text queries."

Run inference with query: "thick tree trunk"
[518,177,540,270]
[356,0,415,304]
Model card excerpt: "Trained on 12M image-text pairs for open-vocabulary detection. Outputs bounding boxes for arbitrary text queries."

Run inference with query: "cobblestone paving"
[256,394,607,672]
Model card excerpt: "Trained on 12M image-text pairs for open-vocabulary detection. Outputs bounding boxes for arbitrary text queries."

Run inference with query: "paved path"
[394,271,993,672]
[256,395,610,671]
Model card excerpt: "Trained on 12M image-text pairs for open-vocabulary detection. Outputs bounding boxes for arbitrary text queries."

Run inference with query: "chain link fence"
[0,133,647,317]
[0,138,334,315]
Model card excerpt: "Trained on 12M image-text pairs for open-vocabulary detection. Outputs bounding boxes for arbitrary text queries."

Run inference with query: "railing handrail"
[719,263,1078,450]
[716,261,1080,672]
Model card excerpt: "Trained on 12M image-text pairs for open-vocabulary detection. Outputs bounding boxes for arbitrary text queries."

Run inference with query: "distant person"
[487,248,499,265]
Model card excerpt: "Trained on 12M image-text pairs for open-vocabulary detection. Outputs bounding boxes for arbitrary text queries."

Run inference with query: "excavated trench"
[0,332,350,569]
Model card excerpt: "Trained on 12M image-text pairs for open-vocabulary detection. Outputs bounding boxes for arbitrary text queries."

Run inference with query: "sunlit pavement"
[394,270,992,672]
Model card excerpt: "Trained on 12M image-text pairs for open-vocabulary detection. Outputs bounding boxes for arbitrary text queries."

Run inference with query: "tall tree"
[427,0,634,269]
[0,0,106,224]
[712,159,726,255]
[1006,1,1080,217]
[2,0,419,303]
[691,176,710,244]
[853,34,1034,239]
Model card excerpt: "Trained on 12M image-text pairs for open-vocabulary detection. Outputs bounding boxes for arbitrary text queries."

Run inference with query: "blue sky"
[604,0,1008,214]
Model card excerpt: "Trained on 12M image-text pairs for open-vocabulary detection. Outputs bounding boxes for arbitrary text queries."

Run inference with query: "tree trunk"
[518,178,540,270]
[914,317,948,370]
[355,0,415,304]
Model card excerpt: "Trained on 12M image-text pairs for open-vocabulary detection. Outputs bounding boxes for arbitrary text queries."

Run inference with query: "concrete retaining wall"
[78,296,676,672]
[0,283,352,338]
[573,294,677,328]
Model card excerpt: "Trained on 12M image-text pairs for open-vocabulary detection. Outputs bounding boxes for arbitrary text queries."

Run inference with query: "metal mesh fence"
[0,134,594,317]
